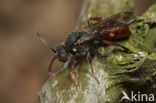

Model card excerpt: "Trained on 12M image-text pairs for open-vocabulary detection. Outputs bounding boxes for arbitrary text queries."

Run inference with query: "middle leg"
[87,51,100,84]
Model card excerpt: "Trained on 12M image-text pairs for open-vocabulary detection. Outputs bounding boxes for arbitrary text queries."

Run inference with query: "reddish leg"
[88,17,103,31]
[88,20,100,35]
[89,17,103,21]
[87,52,100,84]
[103,40,137,54]
[88,20,96,31]
[88,17,103,35]
[70,60,78,86]
[48,56,57,76]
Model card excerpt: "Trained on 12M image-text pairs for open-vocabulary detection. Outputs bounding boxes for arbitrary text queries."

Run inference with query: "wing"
[78,12,136,45]
[81,12,136,35]
[99,12,135,27]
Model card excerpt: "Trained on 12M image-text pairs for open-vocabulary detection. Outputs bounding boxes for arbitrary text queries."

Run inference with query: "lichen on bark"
[39,1,156,103]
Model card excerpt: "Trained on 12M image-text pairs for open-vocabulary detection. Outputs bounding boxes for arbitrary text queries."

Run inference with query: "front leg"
[48,56,58,76]
[70,59,78,86]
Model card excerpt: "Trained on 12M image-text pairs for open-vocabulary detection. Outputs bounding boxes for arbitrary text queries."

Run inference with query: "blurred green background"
[0,0,155,103]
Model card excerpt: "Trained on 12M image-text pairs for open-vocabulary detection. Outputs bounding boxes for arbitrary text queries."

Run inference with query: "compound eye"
[60,54,67,62]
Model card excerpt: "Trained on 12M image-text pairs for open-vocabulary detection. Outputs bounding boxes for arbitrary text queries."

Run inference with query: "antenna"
[36,31,56,53]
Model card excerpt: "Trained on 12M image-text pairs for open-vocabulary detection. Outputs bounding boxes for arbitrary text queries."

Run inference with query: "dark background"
[0,0,155,103]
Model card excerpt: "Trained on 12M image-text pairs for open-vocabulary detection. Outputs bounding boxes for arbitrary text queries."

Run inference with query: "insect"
[36,12,136,86]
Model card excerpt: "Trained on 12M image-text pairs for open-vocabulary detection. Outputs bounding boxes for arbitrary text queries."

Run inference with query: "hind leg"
[103,40,137,54]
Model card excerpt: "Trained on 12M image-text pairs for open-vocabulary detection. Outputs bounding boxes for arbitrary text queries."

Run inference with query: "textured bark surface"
[39,0,156,103]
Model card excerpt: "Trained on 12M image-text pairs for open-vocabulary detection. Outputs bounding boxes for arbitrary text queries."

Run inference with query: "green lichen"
[143,4,156,22]
[39,2,156,103]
